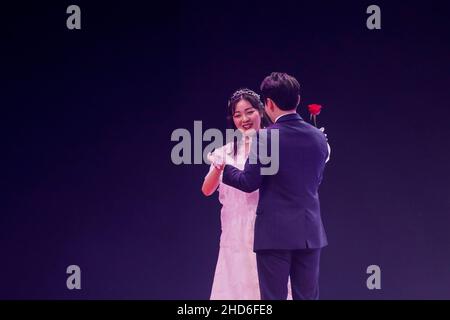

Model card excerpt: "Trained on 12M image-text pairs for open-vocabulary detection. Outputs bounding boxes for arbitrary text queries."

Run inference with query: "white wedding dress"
[208,140,292,300]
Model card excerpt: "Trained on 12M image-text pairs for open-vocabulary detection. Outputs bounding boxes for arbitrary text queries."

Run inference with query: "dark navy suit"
[222,113,328,299]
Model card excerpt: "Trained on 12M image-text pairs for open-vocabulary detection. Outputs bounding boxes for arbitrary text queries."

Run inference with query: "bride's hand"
[207,152,225,171]
[319,127,331,163]
[319,127,328,141]
[213,161,225,171]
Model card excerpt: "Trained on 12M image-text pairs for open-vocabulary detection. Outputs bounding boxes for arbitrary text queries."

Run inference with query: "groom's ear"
[267,98,276,112]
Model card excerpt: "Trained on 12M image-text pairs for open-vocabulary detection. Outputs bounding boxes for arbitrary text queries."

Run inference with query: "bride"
[202,88,292,300]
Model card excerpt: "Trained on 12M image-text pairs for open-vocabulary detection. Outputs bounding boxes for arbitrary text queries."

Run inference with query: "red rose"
[308,104,322,116]
[307,104,322,127]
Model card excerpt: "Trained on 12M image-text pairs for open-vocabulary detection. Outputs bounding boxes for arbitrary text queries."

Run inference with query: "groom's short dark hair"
[260,72,300,111]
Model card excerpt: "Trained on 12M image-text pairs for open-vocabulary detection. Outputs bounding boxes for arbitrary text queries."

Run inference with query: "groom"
[221,72,329,300]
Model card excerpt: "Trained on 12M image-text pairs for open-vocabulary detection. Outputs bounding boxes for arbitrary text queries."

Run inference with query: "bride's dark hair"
[226,88,272,157]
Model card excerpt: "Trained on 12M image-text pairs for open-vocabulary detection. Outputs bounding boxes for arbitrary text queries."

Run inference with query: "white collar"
[274,112,295,123]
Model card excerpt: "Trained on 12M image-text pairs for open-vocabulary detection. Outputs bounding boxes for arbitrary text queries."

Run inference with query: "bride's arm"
[201,165,222,196]
[320,127,331,163]
[326,142,331,163]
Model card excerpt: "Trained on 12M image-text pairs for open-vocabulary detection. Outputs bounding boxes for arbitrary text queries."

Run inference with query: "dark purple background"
[2,1,450,299]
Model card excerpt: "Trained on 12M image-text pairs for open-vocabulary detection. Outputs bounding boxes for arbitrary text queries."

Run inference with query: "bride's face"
[232,99,262,133]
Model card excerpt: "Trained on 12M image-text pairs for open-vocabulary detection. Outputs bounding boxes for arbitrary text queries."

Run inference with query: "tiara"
[228,88,262,107]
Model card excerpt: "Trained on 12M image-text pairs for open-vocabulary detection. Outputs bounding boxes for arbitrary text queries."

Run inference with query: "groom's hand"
[319,127,328,141]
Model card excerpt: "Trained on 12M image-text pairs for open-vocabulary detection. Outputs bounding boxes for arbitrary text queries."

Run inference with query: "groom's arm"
[222,131,269,193]
[222,157,262,193]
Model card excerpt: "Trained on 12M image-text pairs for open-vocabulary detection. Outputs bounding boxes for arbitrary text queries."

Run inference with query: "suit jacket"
[222,113,328,251]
